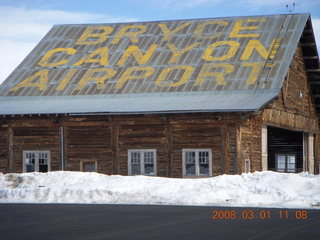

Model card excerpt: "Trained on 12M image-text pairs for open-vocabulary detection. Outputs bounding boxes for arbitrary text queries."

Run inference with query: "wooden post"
[303,133,308,172]
[223,125,230,174]
[165,122,173,177]
[261,125,268,171]
[308,133,315,174]
[236,124,242,174]
[250,120,253,172]
[8,127,14,172]
[60,126,65,171]
[64,126,69,171]
[315,134,319,175]
[112,124,119,174]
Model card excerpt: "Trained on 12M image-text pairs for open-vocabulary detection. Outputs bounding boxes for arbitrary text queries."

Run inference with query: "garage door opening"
[267,126,303,173]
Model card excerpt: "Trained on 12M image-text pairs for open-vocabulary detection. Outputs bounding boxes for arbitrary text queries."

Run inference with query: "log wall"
[11,126,60,172]
[0,113,240,176]
[118,124,167,176]
[238,116,263,173]
[65,126,113,174]
[0,127,8,172]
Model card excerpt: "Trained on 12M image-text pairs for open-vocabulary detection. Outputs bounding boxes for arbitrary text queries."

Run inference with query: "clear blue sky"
[1,0,319,83]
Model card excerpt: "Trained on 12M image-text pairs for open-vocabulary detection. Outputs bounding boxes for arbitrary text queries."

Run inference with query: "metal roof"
[0,13,314,115]
[0,89,279,115]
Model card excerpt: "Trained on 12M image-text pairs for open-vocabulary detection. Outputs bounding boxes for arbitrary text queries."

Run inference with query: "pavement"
[0,204,319,240]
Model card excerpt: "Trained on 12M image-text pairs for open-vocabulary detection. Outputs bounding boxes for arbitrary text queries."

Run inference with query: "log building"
[0,13,319,177]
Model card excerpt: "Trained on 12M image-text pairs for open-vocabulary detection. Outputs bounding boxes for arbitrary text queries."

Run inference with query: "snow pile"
[0,171,319,208]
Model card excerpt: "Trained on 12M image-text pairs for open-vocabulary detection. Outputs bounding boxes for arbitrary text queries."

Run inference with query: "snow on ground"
[0,171,319,209]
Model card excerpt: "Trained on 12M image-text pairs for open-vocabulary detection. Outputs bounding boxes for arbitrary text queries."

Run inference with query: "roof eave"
[300,16,320,116]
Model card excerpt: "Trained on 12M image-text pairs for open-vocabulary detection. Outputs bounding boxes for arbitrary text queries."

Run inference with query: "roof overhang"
[300,17,320,115]
[0,89,279,116]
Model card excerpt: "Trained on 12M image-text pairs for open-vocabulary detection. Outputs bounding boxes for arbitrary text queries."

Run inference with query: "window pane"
[144,152,155,175]
[131,152,140,164]
[287,155,296,172]
[185,152,195,163]
[83,163,96,172]
[185,151,196,175]
[38,152,49,172]
[144,152,154,164]
[199,163,209,175]
[245,160,250,173]
[276,155,286,172]
[130,151,141,175]
[39,165,48,172]
[199,151,209,163]
[186,164,195,175]
[39,152,48,164]
[26,153,36,172]
[145,164,154,175]
[26,153,35,164]
[26,164,35,172]
[199,151,209,175]
[131,164,141,175]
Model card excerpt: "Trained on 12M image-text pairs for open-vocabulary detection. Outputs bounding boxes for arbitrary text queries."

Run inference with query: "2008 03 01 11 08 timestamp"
[211,210,308,220]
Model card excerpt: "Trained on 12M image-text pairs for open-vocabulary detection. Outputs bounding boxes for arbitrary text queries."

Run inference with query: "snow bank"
[0,171,319,208]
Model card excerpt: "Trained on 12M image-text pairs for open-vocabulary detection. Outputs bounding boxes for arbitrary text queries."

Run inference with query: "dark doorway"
[267,126,303,173]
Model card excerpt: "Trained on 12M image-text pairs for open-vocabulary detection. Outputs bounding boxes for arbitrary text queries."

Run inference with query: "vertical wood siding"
[65,126,113,173]
[0,127,8,172]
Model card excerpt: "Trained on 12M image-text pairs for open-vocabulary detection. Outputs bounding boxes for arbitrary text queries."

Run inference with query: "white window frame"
[182,149,212,177]
[275,154,296,173]
[128,149,157,176]
[23,150,51,172]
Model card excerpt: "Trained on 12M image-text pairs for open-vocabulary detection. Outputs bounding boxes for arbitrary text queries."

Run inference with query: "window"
[276,154,296,173]
[182,149,212,177]
[245,159,250,173]
[81,161,97,172]
[23,151,50,173]
[128,149,156,176]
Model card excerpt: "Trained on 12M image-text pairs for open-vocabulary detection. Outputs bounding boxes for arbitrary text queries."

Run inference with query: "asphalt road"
[0,204,319,240]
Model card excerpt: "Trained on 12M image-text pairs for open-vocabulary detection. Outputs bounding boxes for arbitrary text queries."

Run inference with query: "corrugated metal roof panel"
[0,14,311,114]
[0,90,279,115]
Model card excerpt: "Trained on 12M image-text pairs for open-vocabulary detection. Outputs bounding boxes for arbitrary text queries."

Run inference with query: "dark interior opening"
[267,126,303,173]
